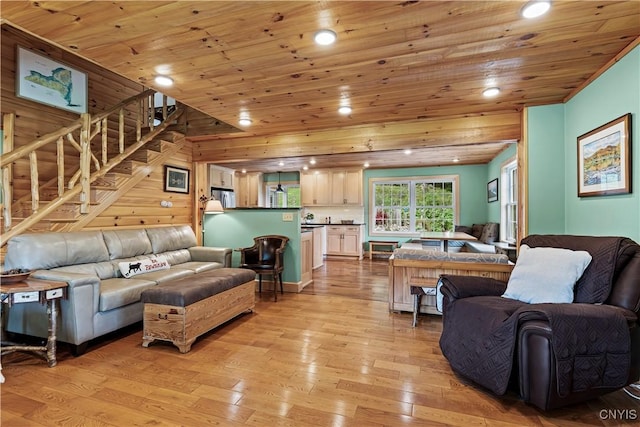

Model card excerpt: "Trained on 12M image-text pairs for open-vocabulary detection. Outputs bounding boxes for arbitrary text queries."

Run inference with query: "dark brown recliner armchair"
[238,235,289,301]
[438,235,640,410]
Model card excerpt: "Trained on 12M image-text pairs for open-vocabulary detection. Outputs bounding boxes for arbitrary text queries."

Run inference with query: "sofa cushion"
[393,248,509,264]
[159,249,193,265]
[5,230,109,271]
[465,241,497,254]
[479,222,499,244]
[145,225,197,254]
[52,261,118,280]
[502,245,592,304]
[471,224,485,239]
[176,261,225,274]
[455,225,473,235]
[102,229,152,259]
[99,277,157,312]
[119,256,170,278]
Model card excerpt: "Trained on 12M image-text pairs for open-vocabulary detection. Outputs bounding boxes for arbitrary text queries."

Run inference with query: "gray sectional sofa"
[4,225,231,354]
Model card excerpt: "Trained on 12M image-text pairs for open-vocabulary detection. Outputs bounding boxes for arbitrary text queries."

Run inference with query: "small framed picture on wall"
[164,165,190,193]
[487,178,498,203]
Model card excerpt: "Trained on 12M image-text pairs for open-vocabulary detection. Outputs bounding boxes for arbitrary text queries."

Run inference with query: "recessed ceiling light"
[338,105,352,115]
[241,169,247,173]
[309,158,316,165]
[453,158,460,163]
[363,162,370,168]
[404,149,412,155]
[238,117,252,126]
[314,29,337,46]
[303,165,308,171]
[278,161,284,167]
[483,87,500,97]
[154,75,174,87]
[521,1,551,19]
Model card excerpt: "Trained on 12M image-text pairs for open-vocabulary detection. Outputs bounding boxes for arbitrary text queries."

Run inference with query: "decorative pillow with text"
[502,244,592,304]
[119,256,170,278]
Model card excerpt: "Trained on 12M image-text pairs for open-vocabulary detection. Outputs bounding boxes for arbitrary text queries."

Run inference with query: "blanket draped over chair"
[438,236,638,401]
[440,297,631,395]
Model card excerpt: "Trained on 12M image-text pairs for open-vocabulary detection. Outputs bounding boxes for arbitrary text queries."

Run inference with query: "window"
[501,159,518,243]
[371,175,458,235]
[267,185,300,208]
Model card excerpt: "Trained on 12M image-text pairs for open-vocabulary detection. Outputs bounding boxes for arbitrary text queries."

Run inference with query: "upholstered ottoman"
[141,268,256,353]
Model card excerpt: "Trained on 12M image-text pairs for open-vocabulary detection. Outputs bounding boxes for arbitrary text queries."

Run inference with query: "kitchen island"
[301,224,326,269]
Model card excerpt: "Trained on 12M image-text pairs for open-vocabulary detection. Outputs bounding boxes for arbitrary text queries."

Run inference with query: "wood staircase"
[1,89,186,248]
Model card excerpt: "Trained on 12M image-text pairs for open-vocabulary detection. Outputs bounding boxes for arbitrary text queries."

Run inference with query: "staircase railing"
[1,89,184,246]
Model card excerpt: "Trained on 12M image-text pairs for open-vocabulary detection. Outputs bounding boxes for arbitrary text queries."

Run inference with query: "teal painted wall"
[564,46,639,241]
[363,165,489,244]
[526,104,566,234]
[486,144,517,223]
[263,172,299,183]
[203,209,302,283]
[524,46,639,241]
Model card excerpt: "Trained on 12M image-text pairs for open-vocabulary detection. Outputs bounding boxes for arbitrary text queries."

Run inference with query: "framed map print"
[16,46,88,114]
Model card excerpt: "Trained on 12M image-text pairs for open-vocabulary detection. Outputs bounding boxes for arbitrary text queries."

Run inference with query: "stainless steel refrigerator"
[211,187,236,208]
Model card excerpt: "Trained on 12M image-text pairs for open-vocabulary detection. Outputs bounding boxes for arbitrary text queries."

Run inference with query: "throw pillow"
[455,225,473,235]
[502,245,592,304]
[471,224,485,239]
[479,222,499,244]
[119,256,170,278]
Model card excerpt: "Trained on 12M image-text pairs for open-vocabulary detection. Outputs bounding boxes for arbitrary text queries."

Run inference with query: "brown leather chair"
[438,235,640,410]
[238,235,289,301]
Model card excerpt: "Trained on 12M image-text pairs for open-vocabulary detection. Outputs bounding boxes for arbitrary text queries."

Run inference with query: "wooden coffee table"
[1,278,68,383]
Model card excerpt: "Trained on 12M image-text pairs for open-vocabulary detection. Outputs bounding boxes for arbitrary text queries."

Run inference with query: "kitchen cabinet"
[300,171,330,206]
[330,169,362,205]
[209,165,234,189]
[325,225,363,259]
[235,172,263,207]
[300,231,313,286]
[301,169,362,206]
[312,226,325,269]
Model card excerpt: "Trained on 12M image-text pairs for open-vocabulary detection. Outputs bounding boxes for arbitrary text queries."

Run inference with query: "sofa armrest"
[31,270,99,290]
[439,274,507,301]
[189,246,232,267]
[10,270,100,345]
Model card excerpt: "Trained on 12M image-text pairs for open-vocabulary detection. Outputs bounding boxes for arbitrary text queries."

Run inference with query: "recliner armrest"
[439,274,507,301]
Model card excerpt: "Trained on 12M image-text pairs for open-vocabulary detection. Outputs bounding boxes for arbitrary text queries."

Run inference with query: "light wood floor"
[2,258,639,426]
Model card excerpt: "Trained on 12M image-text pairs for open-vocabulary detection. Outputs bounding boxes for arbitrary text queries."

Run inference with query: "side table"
[1,278,68,383]
[492,242,518,263]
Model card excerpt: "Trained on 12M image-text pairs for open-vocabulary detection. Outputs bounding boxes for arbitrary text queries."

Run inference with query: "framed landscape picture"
[487,178,498,203]
[16,46,88,114]
[164,165,190,194]
[577,113,631,197]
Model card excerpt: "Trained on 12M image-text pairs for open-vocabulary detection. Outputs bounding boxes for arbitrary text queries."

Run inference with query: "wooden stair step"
[111,160,137,175]
[128,149,157,162]
[40,188,101,204]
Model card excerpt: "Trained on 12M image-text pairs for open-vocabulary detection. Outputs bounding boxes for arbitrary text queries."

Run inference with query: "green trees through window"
[372,177,457,234]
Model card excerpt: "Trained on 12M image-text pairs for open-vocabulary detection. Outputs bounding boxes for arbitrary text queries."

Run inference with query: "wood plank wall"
[1,25,195,234]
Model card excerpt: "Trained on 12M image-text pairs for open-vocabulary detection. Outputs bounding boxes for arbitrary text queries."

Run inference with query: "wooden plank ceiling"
[2,1,639,172]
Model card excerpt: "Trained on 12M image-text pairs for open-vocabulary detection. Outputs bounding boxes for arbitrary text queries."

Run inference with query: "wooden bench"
[369,240,399,260]
[141,268,256,353]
